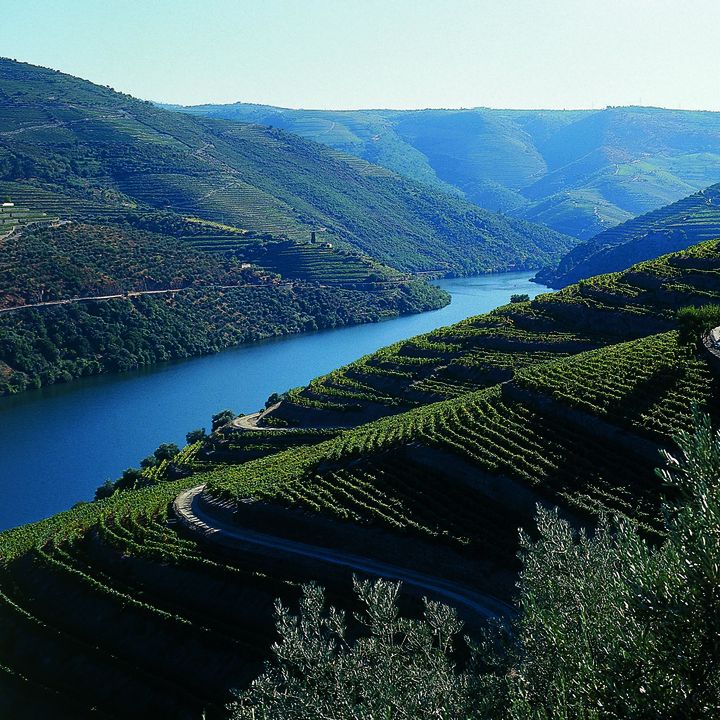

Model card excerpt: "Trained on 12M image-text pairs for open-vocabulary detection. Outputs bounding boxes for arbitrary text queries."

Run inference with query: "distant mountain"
[0,58,573,275]
[536,182,720,288]
[171,103,720,240]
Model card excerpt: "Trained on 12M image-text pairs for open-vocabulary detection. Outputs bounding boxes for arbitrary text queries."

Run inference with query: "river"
[0,271,547,530]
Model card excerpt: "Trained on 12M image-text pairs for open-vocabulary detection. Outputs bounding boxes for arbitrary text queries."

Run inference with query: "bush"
[140,455,157,469]
[265,392,282,409]
[677,304,720,347]
[114,467,143,491]
[502,410,720,718]
[212,409,236,431]
[153,443,180,462]
[94,479,115,501]
[510,293,530,304]
[186,428,207,443]
[230,579,483,720]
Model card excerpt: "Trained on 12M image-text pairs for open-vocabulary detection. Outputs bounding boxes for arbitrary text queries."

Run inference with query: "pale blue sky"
[2,0,719,110]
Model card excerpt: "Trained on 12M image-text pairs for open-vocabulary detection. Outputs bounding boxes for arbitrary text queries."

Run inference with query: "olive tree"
[230,579,483,720]
[507,411,720,719]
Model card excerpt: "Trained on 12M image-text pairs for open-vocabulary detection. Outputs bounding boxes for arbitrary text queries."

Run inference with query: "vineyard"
[0,58,575,276]
[515,331,716,441]
[2,240,720,716]
[269,239,720,425]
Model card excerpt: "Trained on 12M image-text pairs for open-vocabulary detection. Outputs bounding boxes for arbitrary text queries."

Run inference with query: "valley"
[1,27,719,719]
[0,271,544,530]
[173,103,720,239]
[1,241,718,717]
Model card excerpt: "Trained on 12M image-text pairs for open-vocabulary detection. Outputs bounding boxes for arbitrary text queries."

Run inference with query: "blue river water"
[0,272,547,530]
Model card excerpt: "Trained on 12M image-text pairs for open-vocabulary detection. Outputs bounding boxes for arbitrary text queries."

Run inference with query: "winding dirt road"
[173,485,512,621]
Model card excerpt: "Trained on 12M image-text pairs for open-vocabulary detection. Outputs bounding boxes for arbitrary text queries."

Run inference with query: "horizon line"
[5,56,720,116]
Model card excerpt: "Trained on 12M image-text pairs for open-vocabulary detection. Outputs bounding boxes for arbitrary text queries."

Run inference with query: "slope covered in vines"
[1,242,719,718]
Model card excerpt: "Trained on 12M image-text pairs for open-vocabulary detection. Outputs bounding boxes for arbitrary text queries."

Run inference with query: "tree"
[230,579,482,720]
[265,393,281,409]
[212,409,236,431]
[140,455,157,469]
[153,442,180,462]
[94,479,115,501]
[230,413,720,720]
[510,293,530,304]
[186,428,207,443]
[114,467,143,491]
[506,410,720,719]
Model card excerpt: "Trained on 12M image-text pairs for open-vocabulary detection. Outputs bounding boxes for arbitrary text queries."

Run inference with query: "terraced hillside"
[1,243,718,718]
[0,58,575,275]
[537,182,720,287]
[0,202,57,237]
[267,239,720,426]
[174,103,720,239]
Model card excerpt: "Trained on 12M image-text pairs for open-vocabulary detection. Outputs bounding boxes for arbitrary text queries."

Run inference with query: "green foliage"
[0,274,448,396]
[231,579,481,720]
[231,413,720,720]
[153,443,180,462]
[275,239,720,424]
[510,293,530,303]
[677,304,720,347]
[539,183,720,288]
[507,412,720,719]
[94,480,115,501]
[185,428,207,443]
[212,409,237,431]
[178,103,720,241]
[515,331,715,440]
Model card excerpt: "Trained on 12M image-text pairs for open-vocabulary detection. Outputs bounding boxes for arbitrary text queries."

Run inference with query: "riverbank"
[0,271,548,530]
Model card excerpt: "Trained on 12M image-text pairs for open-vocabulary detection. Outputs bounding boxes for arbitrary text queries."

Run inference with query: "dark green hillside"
[1,242,719,717]
[268,239,720,426]
[175,102,720,239]
[536,182,720,287]
[0,222,447,395]
[0,222,260,308]
[0,58,574,275]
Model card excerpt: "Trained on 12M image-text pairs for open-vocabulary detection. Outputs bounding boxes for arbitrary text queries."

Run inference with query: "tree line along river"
[0,271,547,530]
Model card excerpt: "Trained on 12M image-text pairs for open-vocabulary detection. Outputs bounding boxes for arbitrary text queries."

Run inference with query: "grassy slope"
[0,242,718,717]
[175,103,720,240]
[0,58,574,275]
[536,182,720,287]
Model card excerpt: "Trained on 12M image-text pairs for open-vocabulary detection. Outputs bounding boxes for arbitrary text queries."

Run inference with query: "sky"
[1,0,719,111]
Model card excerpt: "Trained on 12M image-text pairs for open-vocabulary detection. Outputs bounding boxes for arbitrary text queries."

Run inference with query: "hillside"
[1,241,718,717]
[0,58,574,275]
[173,103,720,239]
[0,220,447,395]
[263,239,720,427]
[536,182,720,287]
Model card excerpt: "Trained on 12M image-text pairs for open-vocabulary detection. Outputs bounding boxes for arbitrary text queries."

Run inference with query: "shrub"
[230,412,720,719]
[230,579,484,720]
[212,409,236,431]
[510,293,530,304]
[677,304,720,347]
[506,410,720,718]
[153,443,180,462]
[94,479,115,501]
[185,428,207,443]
